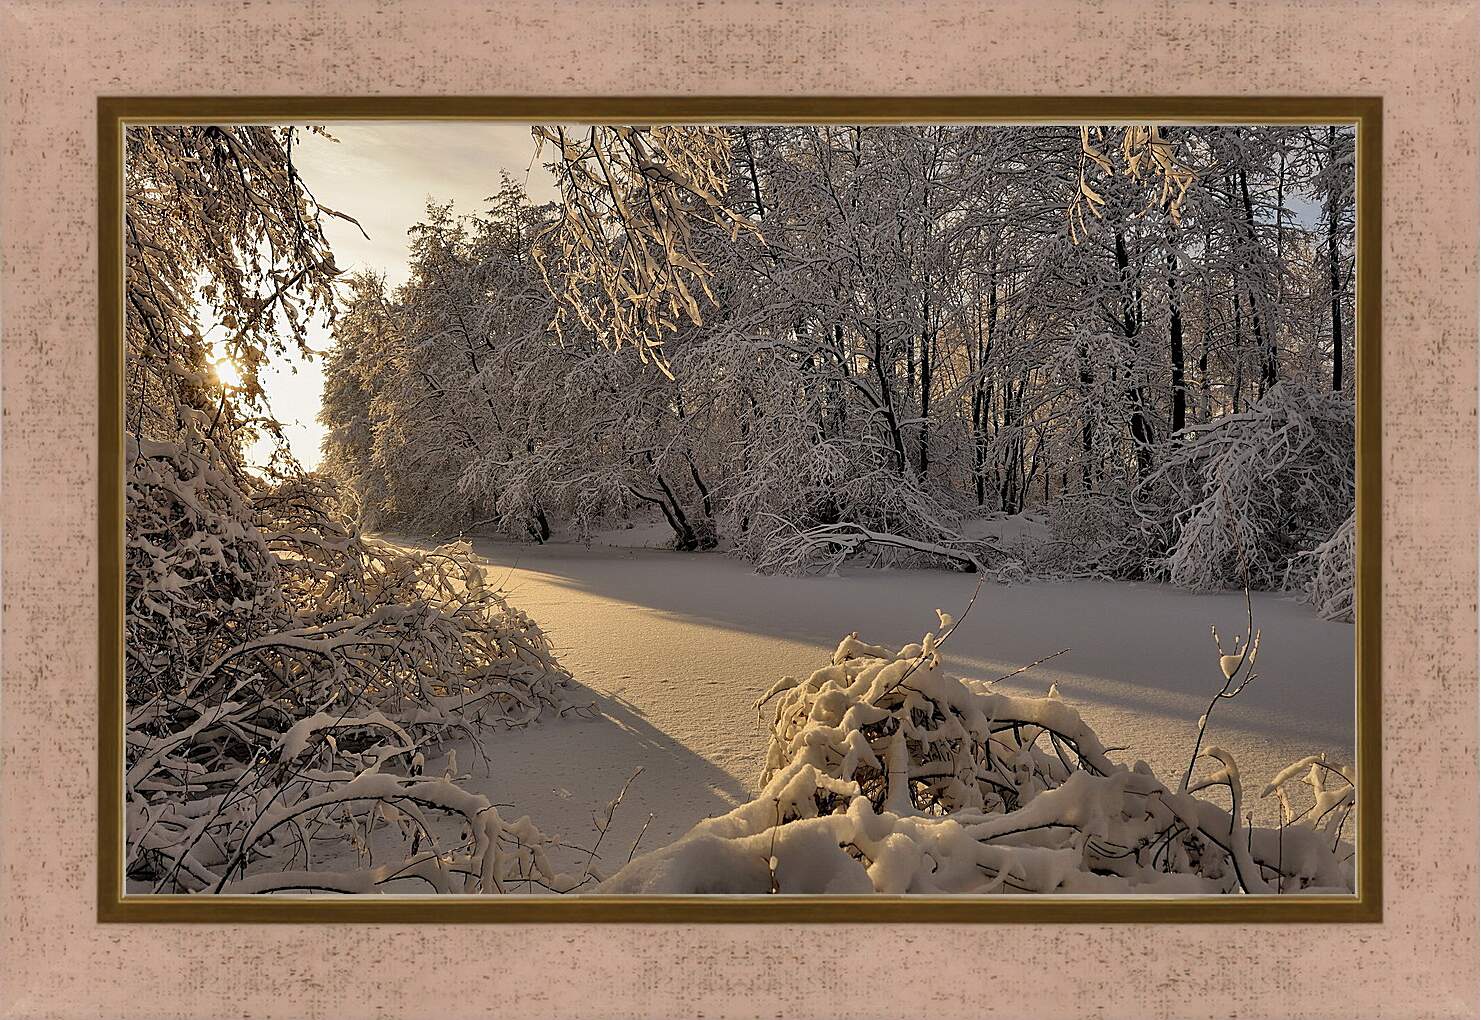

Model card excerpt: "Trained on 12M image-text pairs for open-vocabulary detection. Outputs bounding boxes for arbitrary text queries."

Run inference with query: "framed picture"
[99,96,1380,923]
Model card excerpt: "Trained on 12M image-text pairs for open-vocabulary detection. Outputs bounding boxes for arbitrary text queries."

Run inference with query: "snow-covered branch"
[602,617,1354,895]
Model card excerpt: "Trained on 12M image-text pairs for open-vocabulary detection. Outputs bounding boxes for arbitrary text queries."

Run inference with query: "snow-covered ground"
[392,534,1355,881]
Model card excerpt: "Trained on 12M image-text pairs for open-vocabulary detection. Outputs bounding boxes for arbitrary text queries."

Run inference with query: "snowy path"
[393,536,1356,874]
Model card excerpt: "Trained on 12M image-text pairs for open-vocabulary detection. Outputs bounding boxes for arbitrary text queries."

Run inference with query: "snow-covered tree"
[533,125,757,379]
[320,123,1357,601]
[125,126,342,464]
[124,131,578,895]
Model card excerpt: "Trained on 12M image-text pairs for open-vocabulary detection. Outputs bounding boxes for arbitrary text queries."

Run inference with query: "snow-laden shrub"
[740,453,1013,576]
[701,350,1001,575]
[127,707,585,894]
[126,429,288,703]
[1041,487,1140,578]
[1287,511,1356,622]
[601,618,1354,895]
[126,432,578,893]
[1127,383,1354,591]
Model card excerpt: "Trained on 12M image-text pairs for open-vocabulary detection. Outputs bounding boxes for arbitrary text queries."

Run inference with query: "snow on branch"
[754,519,1009,577]
[601,616,1354,895]
[125,433,579,894]
[1287,511,1356,622]
[532,125,760,379]
[1110,382,1355,593]
[1070,125,1197,242]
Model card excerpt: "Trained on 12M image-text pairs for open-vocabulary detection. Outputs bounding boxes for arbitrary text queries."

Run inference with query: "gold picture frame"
[98,95,1382,923]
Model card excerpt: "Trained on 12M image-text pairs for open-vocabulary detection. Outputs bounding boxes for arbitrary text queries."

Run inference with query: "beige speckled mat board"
[2,2,1475,1017]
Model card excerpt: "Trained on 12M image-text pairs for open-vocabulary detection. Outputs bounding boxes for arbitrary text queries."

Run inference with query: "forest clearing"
[392,533,1354,879]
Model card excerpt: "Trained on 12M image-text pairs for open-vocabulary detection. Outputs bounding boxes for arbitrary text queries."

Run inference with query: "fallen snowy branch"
[755,519,1011,576]
[602,615,1355,895]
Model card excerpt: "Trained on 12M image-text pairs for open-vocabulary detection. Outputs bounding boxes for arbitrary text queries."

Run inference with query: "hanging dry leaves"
[1069,125,1197,242]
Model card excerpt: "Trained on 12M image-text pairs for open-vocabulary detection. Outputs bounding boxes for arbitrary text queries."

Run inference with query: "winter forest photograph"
[122,118,1360,899]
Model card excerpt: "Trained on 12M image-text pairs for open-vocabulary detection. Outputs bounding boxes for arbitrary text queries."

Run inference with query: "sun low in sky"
[246,122,559,471]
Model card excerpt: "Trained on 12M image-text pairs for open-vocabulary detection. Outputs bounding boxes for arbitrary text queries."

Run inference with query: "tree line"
[318,124,1356,594]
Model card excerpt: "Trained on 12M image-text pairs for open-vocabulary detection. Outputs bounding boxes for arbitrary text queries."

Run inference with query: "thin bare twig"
[988,648,1071,685]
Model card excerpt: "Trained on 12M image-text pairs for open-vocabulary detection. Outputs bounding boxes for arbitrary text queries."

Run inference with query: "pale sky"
[248,123,558,470]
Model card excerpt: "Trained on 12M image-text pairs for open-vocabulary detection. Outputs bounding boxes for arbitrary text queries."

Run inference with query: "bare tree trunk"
[971,272,997,505]
[999,377,1024,514]
[1079,349,1096,492]
[1232,285,1245,414]
[1115,228,1154,475]
[1328,127,1345,392]
[918,287,932,476]
[1238,165,1277,394]
[740,128,767,220]
[635,452,709,551]
[870,326,910,476]
[1168,247,1186,434]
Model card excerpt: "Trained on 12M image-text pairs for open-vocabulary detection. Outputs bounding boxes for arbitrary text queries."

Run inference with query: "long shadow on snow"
[403,534,1357,757]
[457,671,755,858]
